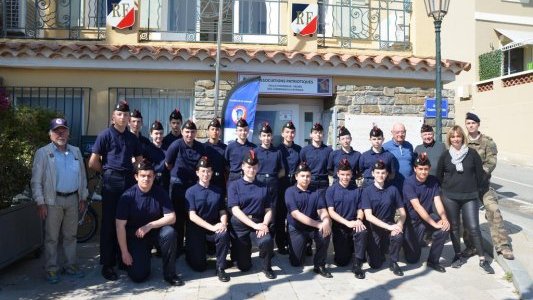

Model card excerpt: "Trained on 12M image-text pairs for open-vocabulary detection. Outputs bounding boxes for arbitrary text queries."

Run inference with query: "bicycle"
[77,173,102,243]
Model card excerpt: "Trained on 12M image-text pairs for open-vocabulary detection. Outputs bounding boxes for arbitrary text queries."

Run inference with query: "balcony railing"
[317,0,411,50]
[1,0,106,40]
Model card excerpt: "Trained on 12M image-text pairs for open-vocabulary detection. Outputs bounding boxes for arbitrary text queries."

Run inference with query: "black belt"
[257,174,277,178]
[56,190,78,197]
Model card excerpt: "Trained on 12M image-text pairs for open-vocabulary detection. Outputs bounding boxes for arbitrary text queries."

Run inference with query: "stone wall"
[194,79,234,139]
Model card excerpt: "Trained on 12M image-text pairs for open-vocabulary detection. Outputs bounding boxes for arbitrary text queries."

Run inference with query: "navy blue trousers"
[403,215,448,264]
[276,176,295,250]
[185,222,230,271]
[366,222,403,269]
[230,217,274,272]
[170,179,194,254]
[288,224,330,268]
[332,223,368,266]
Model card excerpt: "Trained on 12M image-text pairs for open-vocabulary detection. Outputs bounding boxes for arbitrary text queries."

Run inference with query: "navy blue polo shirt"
[144,143,166,175]
[358,148,396,181]
[227,179,270,216]
[328,148,362,179]
[361,184,403,223]
[285,186,326,231]
[300,143,333,177]
[403,175,440,222]
[325,182,362,221]
[137,133,152,156]
[224,140,256,174]
[92,126,142,172]
[279,142,301,176]
[116,184,174,231]
[185,183,225,225]
[204,140,227,175]
[162,133,182,150]
[165,139,206,182]
[256,145,283,175]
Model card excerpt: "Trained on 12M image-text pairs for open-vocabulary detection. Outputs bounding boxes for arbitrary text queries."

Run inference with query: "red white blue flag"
[107,0,138,30]
[291,4,318,36]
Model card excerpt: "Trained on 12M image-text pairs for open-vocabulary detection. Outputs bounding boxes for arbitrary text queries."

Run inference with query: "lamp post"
[424,0,450,142]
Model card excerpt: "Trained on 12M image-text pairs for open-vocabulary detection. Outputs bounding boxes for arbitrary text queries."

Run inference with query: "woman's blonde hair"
[446,125,466,147]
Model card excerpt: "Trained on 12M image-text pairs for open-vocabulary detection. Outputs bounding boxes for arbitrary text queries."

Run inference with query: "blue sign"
[222,76,261,144]
[425,98,448,118]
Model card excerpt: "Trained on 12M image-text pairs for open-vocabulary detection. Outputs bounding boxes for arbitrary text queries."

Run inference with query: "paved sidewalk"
[0,239,517,300]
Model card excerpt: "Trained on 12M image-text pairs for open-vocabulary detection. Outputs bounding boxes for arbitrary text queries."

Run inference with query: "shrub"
[479,50,502,81]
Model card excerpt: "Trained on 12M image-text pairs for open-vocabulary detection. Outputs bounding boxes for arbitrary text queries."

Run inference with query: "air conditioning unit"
[456,84,472,99]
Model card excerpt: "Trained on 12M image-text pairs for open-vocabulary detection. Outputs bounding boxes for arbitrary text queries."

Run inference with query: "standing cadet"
[277,121,301,255]
[328,126,361,182]
[144,120,168,188]
[300,123,332,191]
[203,118,228,194]
[414,124,446,177]
[463,112,514,260]
[359,126,396,188]
[165,120,206,255]
[129,109,152,154]
[402,153,449,273]
[115,160,183,286]
[362,160,406,276]
[89,100,143,281]
[227,150,276,279]
[162,108,183,150]
[224,118,257,183]
[383,123,415,191]
[185,156,230,282]
[285,162,333,278]
[326,159,367,279]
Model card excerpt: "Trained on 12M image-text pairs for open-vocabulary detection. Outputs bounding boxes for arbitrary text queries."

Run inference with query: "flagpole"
[213,0,224,117]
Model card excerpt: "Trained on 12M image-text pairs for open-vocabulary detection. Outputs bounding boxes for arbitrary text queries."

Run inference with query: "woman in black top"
[436,125,494,274]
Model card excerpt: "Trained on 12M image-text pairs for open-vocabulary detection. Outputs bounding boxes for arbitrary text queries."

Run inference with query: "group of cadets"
[89,100,497,286]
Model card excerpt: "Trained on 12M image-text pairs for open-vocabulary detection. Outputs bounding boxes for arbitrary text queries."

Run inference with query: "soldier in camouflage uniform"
[462,112,514,260]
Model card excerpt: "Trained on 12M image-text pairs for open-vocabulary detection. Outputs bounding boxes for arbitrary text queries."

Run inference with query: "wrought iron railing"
[1,0,106,40]
[138,0,288,45]
[317,0,411,50]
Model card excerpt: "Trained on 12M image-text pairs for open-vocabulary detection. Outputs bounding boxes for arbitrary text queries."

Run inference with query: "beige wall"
[476,0,533,15]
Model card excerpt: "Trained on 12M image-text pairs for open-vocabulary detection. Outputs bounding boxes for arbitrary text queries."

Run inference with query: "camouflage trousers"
[464,187,511,251]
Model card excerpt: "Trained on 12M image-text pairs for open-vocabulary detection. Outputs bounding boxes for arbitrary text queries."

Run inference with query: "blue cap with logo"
[50,118,68,130]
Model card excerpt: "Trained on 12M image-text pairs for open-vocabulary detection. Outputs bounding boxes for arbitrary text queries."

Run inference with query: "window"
[503,48,525,75]
[239,0,267,34]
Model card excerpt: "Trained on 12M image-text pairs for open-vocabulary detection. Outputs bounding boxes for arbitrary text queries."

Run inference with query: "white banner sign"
[238,74,332,96]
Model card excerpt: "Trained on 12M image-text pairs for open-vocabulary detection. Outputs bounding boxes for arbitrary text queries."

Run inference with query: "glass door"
[299,105,323,146]
[253,104,299,146]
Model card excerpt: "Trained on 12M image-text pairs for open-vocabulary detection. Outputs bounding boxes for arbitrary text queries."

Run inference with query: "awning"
[495,28,533,50]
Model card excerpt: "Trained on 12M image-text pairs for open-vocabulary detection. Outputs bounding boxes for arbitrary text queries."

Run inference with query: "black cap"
[114,100,130,112]
[182,120,197,130]
[282,121,295,130]
[338,126,350,137]
[135,158,154,173]
[169,109,183,121]
[242,149,258,166]
[196,156,212,169]
[150,120,163,131]
[236,118,248,128]
[414,152,431,167]
[466,112,480,123]
[421,124,433,133]
[130,109,143,119]
[369,125,383,137]
[337,158,352,171]
[372,160,386,171]
[208,118,221,129]
[295,161,311,174]
[50,118,68,130]
[260,122,272,134]
[311,123,323,132]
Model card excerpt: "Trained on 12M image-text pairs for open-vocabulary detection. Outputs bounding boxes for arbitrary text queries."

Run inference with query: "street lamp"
[424,0,450,142]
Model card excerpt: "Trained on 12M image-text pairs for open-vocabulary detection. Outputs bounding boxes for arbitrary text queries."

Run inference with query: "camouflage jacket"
[466,132,497,175]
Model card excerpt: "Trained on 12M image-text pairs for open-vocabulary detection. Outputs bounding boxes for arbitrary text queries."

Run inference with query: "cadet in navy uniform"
[285,162,333,278]
[402,153,450,273]
[328,126,361,182]
[144,120,168,188]
[185,156,230,282]
[300,123,332,191]
[277,121,301,255]
[224,118,256,182]
[165,120,206,255]
[162,108,183,150]
[361,160,406,276]
[227,150,276,279]
[129,109,152,155]
[203,118,228,194]
[116,159,183,286]
[359,126,396,187]
[326,159,367,279]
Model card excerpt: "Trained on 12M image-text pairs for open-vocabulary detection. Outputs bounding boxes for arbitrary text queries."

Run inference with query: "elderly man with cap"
[462,112,514,260]
[277,121,302,255]
[89,100,143,281]
[328,126,361,183]
[224,118,257,183]
[203,118,228,194]
[129,109,152,153]
[165,119,206,255]
[116,159,183,286]
[300,122,333,192]
[31,118,88,283]
[162,108,183,150]
[227,150,276,279]
[383,122,415,192]
[144,120,168,188]
[414,124,446,177]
